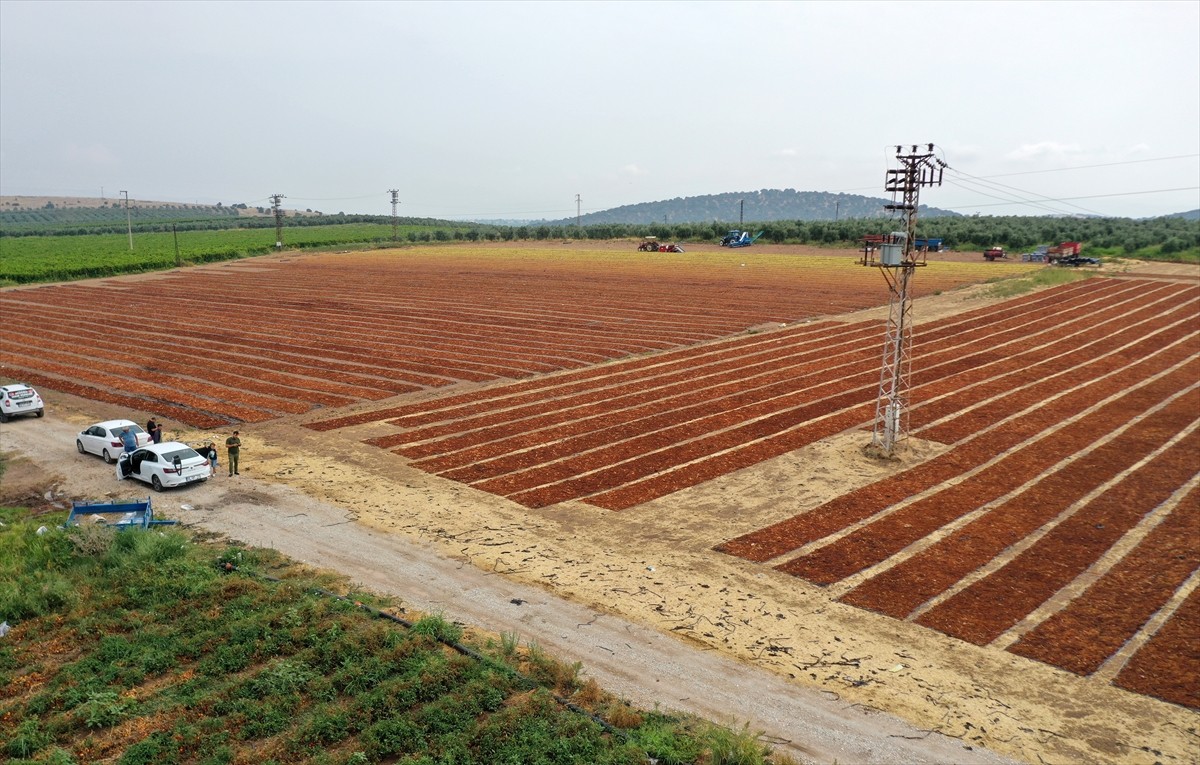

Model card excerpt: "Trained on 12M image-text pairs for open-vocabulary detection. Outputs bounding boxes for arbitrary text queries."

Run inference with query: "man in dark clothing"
[146,418,163,444]
[226,431,241,476]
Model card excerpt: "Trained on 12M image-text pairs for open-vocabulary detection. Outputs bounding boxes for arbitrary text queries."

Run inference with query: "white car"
[116,441,212,491]
[0,383,44,422]
[77,419,153,463]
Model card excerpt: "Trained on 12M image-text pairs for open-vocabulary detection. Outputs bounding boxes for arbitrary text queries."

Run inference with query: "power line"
[964,153,1200,180]
[942,185,1200,211]
[943,170,1105,217]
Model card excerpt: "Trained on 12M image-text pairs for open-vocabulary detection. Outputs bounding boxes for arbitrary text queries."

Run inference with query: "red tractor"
[983,247,1007,261]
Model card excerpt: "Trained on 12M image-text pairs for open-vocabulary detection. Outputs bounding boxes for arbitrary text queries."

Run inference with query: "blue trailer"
[66,497,176,530]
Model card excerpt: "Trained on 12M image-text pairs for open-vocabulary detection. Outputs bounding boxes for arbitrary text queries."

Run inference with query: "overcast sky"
[2,1,1197,220]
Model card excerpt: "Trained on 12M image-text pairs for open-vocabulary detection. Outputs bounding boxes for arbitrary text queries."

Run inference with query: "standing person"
[206,441,218,476]
[146,417,163,444]
[119,426,138,454]
[225,430,241,476]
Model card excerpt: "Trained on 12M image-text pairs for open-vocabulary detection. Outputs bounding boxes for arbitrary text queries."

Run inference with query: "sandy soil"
[2,262,1197,765]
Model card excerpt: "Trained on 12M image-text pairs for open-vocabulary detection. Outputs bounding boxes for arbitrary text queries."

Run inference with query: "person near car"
[147,417,163,444]
[119,427,138,453]
[205,441,218,476]
[226,431,241,476]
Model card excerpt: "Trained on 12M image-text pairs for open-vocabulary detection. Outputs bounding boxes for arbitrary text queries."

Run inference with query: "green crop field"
[0,505,782,764]
[0,224,438,283]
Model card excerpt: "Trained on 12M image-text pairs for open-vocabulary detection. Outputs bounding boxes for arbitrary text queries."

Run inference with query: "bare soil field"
[2,243,1197,764]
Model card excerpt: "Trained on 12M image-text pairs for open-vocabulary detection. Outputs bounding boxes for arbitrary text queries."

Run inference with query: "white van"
[0,383,44,422]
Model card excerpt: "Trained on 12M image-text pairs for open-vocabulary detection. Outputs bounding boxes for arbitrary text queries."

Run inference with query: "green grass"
[0,224,458,283]
[980,264,1097,299]
[0,507,789,764]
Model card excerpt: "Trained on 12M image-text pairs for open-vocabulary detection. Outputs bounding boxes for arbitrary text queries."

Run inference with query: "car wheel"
[152,475,164,492]
[103,449,114,464]
[35,410,44,418]
[0,414,8,423]
[77,440,86,454]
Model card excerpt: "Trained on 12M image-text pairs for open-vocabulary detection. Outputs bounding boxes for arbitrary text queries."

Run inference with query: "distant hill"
[542,189,960,226]
[1164,209,1199,220]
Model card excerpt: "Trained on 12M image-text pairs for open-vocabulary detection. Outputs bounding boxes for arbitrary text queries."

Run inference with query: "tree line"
[3,209,1196,259]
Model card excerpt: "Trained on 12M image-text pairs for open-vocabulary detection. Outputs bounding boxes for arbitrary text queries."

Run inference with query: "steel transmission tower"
[389,189,400,241]
[270,194,285,250]
[120,190,133,251]
[861,144,945,456]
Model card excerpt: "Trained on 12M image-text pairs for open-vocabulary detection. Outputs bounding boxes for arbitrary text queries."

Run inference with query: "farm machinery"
[720,230,762,248]
[637,236,684,253]
[1021,242,1099,266]
[66,496,177,530]
[983,247,1008,261]
[1046,242,1098,265]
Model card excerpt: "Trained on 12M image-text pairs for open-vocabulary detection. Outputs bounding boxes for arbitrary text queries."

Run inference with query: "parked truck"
[983,247,1007,261]
[1045,241,1082,263]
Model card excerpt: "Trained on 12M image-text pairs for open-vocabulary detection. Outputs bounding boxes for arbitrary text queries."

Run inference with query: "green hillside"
[547,189,959,226]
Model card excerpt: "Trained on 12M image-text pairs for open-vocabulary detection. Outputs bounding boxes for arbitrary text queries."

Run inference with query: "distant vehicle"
[983,247,1007,261]
[116,441,212,491]
[1053,254,1101,267]
[637,236,659,252]
[721,230,763,248]
[77,419,153,463]
[0,383,44,422]
[1046,241,1085,264]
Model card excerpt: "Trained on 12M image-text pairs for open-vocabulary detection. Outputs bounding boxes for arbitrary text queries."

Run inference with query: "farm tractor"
[720,230,763,248]
[637,236,684,253]
[983,246,1008,261]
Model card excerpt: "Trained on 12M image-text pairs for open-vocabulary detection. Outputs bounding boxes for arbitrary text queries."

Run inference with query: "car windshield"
[114,424,146,434]
[162,448,201,462]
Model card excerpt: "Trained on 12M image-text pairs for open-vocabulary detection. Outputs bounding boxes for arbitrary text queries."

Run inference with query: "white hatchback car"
[116,442,212,491]
[0,383,44,422]
[77,420,153,463]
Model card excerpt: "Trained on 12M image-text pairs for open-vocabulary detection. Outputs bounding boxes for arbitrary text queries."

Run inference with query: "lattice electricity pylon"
[861,144,946,456]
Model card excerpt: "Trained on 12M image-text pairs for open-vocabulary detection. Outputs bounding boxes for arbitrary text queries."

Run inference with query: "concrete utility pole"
[576,194,582,230]
[270,194,285,250]
[389,189,400,242]
[739,199,744,228]
[120,190,133,251]
[861,143,946,457]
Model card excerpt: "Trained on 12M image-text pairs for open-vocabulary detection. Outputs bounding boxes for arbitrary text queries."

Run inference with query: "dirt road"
[3,406,1018,765]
